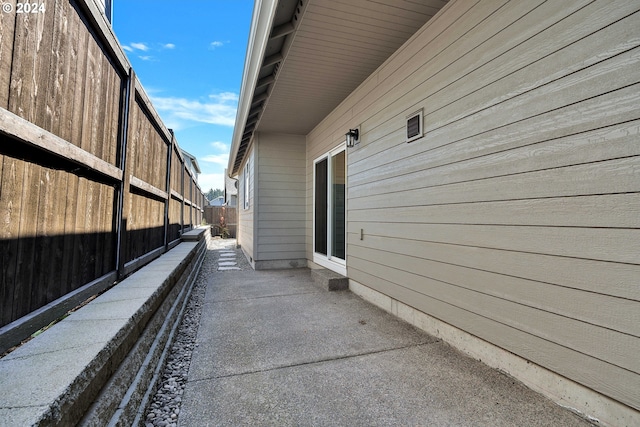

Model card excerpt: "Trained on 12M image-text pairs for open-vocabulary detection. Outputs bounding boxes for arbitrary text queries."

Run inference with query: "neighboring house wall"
[254,133,307,268]
[306,0,640,417]
[210,196,224,206]
[183,157,199,180]
[224,170,238,207]
[92,0,112,23]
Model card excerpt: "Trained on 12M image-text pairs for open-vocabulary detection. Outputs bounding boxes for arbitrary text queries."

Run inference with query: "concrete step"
[181,226,210,242]
[311,268,349,291]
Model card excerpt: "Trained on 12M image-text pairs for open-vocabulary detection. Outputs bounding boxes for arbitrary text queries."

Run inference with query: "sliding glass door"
[314,145,346,273]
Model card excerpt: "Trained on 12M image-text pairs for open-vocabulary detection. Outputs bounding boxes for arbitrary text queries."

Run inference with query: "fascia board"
[228,0,279,175]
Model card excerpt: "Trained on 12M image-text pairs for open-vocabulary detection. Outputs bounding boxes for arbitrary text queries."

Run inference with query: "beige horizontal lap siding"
[308,0,640,412]
[256,133,306,261]
[238,146,254,262]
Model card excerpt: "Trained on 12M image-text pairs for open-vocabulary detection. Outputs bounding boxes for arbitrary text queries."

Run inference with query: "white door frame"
[312,143,346,276]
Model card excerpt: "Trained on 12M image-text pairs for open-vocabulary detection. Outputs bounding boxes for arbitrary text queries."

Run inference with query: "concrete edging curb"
[0,228,210,426]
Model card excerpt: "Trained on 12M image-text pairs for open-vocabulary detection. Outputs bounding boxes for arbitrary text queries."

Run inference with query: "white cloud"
[210,92,238,103]
[210,41,225,49]
[149,92,238,129]
[123,42,172,57]
[198,173,226,192]
[130,42,149,51]
[201,153,229,166]
[211,141,228,151]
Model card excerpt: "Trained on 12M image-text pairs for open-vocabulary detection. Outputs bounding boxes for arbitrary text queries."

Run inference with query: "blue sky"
[113,1,254,193]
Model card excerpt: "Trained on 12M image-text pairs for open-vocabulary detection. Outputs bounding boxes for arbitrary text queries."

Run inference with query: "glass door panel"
[314,146,346,268]
[314,158,328,255]
[331,151,345,260]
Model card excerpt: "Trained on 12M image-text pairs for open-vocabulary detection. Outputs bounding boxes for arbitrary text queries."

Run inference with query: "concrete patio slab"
[179,247,591,426]
[181,343,588,427]
[203,269,317,304]
[189,277,434,382]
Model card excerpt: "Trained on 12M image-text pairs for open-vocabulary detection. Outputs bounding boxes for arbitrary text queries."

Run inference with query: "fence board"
[96,182,115,277]
[98,55,112,161]
[183,202,191,230]
[69,10,88,148]
[0,154,23,325]
[0,0,205,343]
[0,0,15,108]
[8,7,42,123]
[94,182,105,278]
[81,36,101,156]
[59,173,78,296]
[49,0,70,138]
[130,176,168,200]
[47,169,68,301]
[127,94,139,171]
[0,109,122,181]
[15,162,40,319]
[34,3,55,133]
[71,176,85,291]
[168,196,182,243]
[205,206,237,238]
[32,168,53,309]
[129,98,169,190]
[104,184,116,272]
[105,68,121,166]
[86,179,100,282]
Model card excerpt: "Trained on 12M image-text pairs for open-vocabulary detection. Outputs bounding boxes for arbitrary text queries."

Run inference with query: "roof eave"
[228,0,279,176]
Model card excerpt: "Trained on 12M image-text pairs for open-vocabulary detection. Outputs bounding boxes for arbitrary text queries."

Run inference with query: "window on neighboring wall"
[105,0,112,22]
[243,163,250,209]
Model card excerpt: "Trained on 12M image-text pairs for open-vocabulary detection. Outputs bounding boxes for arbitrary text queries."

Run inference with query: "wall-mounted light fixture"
[345,128,359,147]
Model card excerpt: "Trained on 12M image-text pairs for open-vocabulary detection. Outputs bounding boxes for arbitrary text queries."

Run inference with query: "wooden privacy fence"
[0,0,206,342]
[204,206,237,238]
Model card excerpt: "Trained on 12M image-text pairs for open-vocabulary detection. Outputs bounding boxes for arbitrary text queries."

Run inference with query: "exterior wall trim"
[254,259,308,270]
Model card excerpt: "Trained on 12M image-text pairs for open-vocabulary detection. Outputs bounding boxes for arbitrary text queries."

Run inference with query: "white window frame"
[243,162,250,210]
[312,143,347,276]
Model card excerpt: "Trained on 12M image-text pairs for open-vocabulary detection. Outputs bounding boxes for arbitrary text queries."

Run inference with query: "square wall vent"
[406,109,423,143]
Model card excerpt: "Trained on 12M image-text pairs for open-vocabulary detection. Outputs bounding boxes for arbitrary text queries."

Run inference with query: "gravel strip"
[143,237,239,427]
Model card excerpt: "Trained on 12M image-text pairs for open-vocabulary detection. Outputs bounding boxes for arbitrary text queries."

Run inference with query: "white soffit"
[231,0,448,174]
[259,0,448,135]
